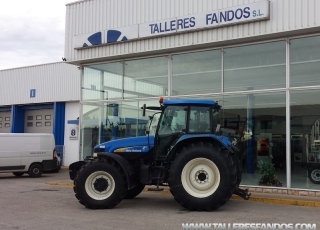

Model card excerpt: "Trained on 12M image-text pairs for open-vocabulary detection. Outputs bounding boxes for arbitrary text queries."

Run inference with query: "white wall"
[0,62,80,106]
[63,102,80,166]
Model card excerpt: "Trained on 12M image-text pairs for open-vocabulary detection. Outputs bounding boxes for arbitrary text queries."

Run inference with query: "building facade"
[0,62,80,166]
[64,0,320,191]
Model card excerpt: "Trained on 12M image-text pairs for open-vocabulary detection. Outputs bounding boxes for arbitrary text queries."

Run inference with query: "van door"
[0,136,23,171]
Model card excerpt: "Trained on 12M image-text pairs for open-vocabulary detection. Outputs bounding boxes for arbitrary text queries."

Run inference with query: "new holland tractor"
[69,98,250,211]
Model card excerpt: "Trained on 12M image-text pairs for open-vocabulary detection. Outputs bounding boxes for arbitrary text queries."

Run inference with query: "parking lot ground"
[1,169,320,230]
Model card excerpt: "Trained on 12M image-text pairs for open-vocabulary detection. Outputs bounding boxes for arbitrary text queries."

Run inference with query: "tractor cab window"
[158,105,187,135]
[212,107,220,132]
[146,112,161,135]
[189,106,211,133]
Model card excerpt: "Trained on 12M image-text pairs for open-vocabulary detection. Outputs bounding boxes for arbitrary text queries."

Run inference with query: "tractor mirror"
[142,104,146,116]
[215,124,221,133]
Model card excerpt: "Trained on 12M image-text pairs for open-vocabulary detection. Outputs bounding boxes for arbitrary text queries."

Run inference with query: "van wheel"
[29,164,43,178]
[13,172,24,177]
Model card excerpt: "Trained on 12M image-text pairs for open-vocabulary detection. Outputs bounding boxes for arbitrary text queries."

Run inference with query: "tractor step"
[148,187,164,191]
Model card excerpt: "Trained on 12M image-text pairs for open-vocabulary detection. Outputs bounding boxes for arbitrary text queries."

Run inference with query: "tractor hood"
[94,135,155,153]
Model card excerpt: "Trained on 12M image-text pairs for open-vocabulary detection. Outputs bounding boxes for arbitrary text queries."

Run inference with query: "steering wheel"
[173,123,184,132]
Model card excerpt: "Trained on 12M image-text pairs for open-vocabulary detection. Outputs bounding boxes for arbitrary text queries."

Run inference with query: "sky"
[0,0,74,70]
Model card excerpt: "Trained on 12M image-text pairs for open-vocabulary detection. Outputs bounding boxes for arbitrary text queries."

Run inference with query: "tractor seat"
[197,121,209,132]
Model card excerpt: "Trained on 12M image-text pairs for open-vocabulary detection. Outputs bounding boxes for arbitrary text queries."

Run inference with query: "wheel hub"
[85,171,116,200]
[312,169,320,181]
[93,177,109,192]
[181,158,220,198]
[195,170,208,183]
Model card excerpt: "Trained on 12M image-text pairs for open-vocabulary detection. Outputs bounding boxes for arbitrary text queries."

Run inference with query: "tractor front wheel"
[73,160,127,209]
[168,142,236,211]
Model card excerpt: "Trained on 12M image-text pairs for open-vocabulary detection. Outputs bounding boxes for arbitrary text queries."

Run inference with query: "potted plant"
[257,160,282,187]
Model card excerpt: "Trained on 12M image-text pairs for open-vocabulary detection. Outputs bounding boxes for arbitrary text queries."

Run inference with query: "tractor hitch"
[233,188,251,200]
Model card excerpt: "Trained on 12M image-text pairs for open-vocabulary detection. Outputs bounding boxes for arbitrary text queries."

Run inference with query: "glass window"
[83,62,123,101]
[5,117,10,121]
[189,106,210,133]
[81,104,101,159]
[290,89,320,189]
[27,116,33,121]
[36,115,42,120]
[45,122,51,126]
[27,122,33,127]
[224,41,286,92]
[36,122,42,127]
[0,124,2,128]
[139,100,162,135]
[5,123,10,127]
[172,50,221,95]
[0,117,2,122]
[220,92,286,187]
[45,115,51,120]
[80,101,158,159]
[290,35,320,87]
[124,57,168,98]
[158,105,187,135]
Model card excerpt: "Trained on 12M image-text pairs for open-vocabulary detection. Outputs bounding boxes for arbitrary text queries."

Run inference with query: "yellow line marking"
[46,181,73,187]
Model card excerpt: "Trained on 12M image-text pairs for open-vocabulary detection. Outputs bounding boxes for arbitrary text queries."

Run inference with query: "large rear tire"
[124,183,145,199]
[168,142,236,211]
[73,160,127,209]
[231,154,242,190]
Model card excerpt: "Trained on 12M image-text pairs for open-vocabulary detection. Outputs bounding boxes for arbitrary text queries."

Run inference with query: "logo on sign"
[82,32,102,47]
[71,129,76,136]
[69,127,78,140]
[106,30,128,43]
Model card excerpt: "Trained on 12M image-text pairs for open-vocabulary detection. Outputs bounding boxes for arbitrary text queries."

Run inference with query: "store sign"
[69,127,79,140]
[74,0,269,49]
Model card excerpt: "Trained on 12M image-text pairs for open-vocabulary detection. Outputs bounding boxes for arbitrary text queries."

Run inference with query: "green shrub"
[257,160,282,187]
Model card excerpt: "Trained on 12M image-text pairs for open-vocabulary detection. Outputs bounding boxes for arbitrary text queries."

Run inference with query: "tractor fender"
[166,135,235,162]
[69,161,86,180]
[97,152,138,189]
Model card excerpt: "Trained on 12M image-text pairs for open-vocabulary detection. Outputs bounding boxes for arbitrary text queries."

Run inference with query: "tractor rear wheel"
[73,160,127,209]
[231,154,242,190]
[168,142,236,211]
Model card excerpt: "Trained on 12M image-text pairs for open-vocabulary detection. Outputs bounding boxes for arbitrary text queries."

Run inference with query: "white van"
[0,133,57,177]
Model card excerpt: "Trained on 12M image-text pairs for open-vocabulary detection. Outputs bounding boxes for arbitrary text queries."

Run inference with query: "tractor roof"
[163,99,216,106]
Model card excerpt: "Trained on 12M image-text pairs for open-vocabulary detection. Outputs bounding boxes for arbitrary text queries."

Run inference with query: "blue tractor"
[69,98,250,211]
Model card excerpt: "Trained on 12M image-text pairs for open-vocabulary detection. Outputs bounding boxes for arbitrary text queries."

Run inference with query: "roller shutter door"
[24,109,53,133]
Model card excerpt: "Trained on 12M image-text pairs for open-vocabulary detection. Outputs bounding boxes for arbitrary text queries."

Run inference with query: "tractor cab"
[144,98,222,162]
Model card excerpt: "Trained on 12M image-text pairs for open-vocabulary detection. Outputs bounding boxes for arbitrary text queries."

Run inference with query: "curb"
[230,194,320,207]
[46,181,320,207]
